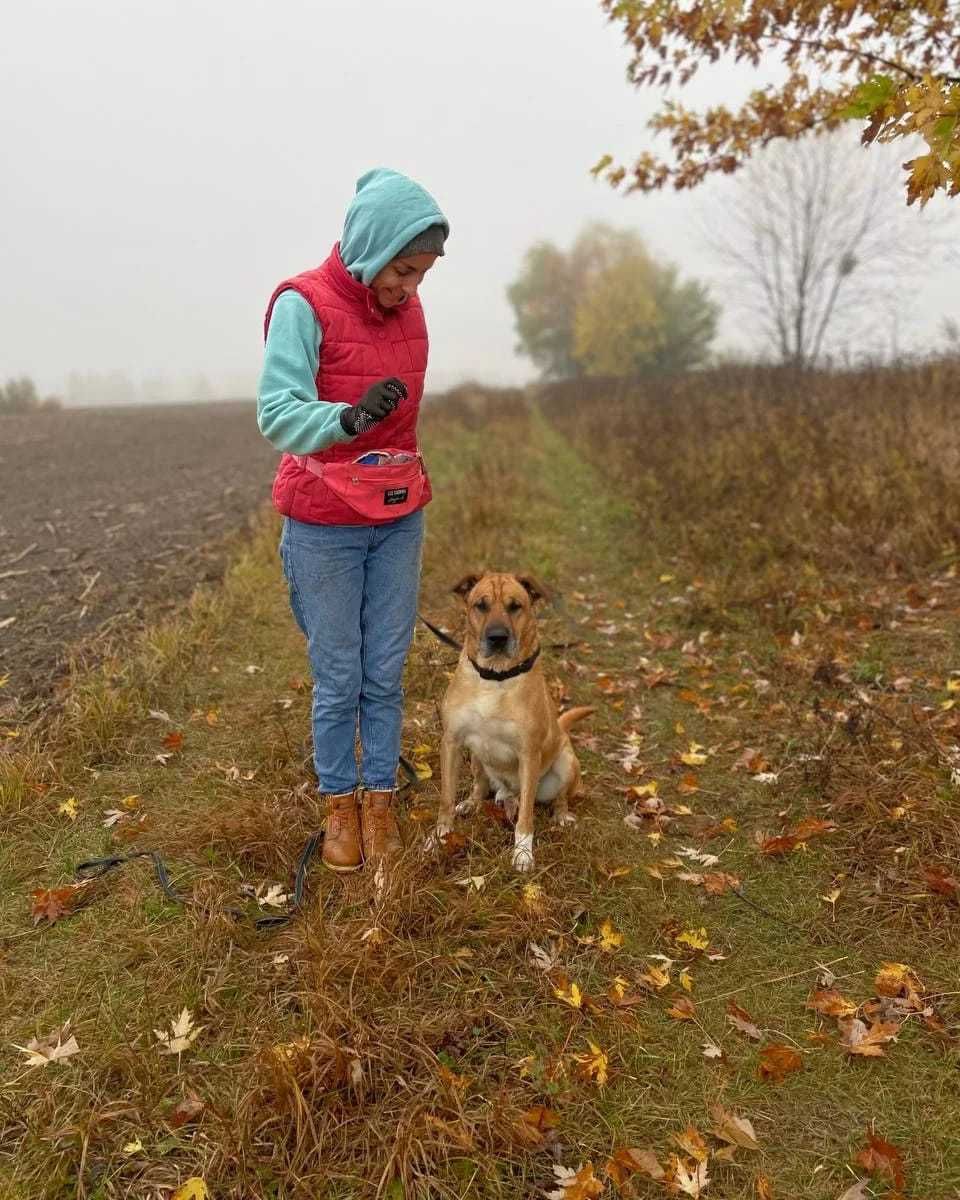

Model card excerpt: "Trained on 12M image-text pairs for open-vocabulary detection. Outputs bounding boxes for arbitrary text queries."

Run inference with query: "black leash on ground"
[729,886,812,937]
[74,765,422,934]
[75,835,326,932]
[74,841,326,931]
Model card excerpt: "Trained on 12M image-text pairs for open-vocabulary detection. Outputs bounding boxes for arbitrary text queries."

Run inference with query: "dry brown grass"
[542,359,960,594]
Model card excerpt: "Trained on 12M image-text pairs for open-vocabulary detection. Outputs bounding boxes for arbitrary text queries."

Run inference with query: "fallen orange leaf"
[854,1130,906,1191]
[757,1044,803,1083]
[806,989,859,1018]
[605,1146,664,1185]
[667,996,697,1021]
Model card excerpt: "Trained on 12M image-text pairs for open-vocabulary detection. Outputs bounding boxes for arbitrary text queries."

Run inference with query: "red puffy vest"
[263,244,432,526]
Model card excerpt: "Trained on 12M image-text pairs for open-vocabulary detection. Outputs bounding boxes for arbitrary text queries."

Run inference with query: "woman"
[257,167,449,873]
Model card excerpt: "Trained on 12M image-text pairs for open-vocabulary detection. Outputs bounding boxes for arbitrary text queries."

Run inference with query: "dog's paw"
[424,824,453,853]
[511,833,535,873]
[552,811,577,827]
[455,797,478,817]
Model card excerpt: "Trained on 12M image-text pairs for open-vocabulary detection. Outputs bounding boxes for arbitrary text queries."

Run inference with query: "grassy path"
[1,405,957,1199]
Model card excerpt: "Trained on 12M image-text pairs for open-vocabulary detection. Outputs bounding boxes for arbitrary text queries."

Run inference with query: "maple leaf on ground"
[711,1104,760,1151]
[667,996,696,1021]
[155,1008,203,1056]
[440,830,468,856]
[702,1040,723,1060]
[574,1041,609,1088]
[547,1161,604,1200]
[757,1044,803,1083]
[605,1147,664,1186]
[675,927,709,952]
[607,976,646,1008]
[31,881,91,926]
[529,941,560,973]
[671,1126,709,1163]
[168,1093,205,1129]
[57,797,78,821]
[598,918,623,952]
[162,731,184,752]
[598,863,633,881]
[855,1130,906,1191]
[638,965,671,992]
[677,847,719,867]
[256,883,291,909]
[516,1106,560,1148]
[759,817,836,856]
[666,1155,709,1197]
[522,882,547,913]
[755,1173,774,1199]
[874,962,924,1009]
[839,1017,899,1057]
[703,872,741,896]
[454,874,486,892]
[727,1001,763,1041]
[923,864,959,898]
[552,976,585,1010]
[806,989,859,1019]
[170,1180,209,1200]
[792,817,837,841]
[757,833,799,856]
[733,747,769,773]
[12,1022,80,1067]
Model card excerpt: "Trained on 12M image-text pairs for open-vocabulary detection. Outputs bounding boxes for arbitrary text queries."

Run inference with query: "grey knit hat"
[395,223,447,259]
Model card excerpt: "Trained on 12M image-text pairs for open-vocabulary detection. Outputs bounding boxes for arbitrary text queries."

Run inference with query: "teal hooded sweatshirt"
[257,169,448,456]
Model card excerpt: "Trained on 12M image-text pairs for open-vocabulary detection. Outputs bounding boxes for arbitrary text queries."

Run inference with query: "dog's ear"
[517,575,549,604]
[452,573,481,600]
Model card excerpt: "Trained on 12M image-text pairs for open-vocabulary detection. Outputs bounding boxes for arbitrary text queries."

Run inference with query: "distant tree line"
[0,377,61,415]
[507,222,719,380]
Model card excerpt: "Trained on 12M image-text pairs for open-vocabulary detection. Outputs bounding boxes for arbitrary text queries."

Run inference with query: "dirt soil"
[0,401,279,712]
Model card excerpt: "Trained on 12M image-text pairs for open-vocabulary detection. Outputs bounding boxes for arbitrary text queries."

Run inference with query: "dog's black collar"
[469,646,541,682]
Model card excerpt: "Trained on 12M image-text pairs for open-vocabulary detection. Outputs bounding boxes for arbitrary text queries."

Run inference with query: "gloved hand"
[339,378,408,437]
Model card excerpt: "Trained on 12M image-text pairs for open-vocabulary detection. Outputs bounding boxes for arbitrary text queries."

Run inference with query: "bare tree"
[708,131,940,368]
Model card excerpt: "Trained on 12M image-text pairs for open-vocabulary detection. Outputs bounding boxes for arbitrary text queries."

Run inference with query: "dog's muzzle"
[482,623,513,657]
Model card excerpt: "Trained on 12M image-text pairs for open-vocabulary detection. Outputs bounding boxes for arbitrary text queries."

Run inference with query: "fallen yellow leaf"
[574,1041,609,1088]
[599,918,623,952]
[171,1180,209,1200]
[676,927,709,952]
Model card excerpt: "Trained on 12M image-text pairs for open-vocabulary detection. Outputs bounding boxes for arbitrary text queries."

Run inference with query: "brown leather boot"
[321,790,363,873]
[361,789,403,862]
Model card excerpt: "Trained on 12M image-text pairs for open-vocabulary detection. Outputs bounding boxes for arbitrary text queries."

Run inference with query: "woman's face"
[370,252,438,309]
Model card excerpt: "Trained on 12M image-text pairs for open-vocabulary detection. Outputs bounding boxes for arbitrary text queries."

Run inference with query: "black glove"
[339,378,408,437]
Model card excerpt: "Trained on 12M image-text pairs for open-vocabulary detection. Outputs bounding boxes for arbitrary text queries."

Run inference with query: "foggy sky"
[3,0,956,403]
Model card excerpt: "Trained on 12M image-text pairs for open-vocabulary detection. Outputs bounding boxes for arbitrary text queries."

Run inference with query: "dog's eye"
[506,600,522,614]
[474,599,490,613]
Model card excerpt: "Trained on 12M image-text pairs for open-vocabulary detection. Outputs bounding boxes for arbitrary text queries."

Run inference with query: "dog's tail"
[558,705,596,732]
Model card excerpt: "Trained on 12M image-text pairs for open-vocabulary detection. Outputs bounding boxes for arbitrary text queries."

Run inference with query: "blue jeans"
[279,511,424,793]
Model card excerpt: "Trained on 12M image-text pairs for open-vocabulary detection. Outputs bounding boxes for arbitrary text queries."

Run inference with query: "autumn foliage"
[595,0,960,204]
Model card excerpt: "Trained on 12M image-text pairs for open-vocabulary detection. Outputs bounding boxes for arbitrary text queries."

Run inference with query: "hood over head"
[340,168,449,286]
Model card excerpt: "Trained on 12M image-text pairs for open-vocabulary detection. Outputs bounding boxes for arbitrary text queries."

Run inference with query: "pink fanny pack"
[294,448,427,520]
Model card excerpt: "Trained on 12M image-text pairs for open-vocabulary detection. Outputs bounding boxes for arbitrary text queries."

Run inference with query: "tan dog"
[433,572,593,872]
